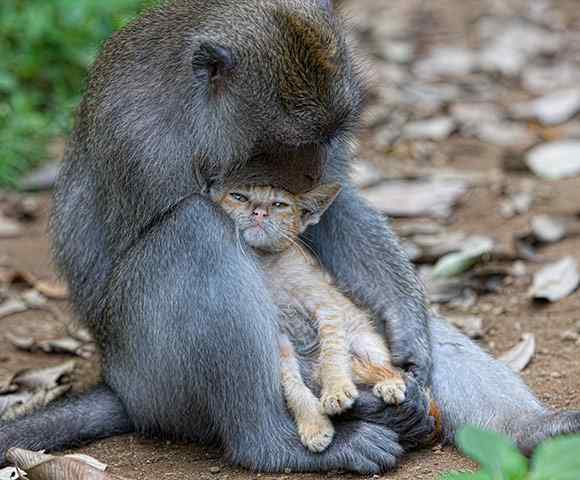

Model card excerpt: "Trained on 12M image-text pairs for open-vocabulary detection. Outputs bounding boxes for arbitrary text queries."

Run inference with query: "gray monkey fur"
[1,0,579,473]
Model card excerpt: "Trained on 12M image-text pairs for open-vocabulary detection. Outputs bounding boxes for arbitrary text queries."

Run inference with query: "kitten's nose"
[252,207,268,221]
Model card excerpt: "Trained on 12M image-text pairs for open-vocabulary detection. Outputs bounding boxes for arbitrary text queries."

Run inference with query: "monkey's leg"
[0,385,131,466]
[307,184,432,386]
[279,335,334,453]
[102,195,404,474]
[430,315,580,454]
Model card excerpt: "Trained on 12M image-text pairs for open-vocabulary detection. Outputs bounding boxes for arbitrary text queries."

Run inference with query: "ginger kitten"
[211,183,406,453]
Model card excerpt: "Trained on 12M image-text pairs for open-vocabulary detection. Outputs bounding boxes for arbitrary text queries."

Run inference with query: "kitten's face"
[212,184,341,252]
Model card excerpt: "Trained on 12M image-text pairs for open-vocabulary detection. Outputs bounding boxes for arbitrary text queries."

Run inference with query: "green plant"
[0,0,155,186]
[441,426,580,480]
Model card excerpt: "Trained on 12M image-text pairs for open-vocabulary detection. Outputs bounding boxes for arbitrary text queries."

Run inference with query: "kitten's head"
[211,183,342,252]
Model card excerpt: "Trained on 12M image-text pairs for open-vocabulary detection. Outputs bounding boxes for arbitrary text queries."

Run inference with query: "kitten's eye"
[230,192,248,202]
[272,202,289,209]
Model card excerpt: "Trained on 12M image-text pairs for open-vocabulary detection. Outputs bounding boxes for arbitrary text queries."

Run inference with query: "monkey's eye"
[272,202,289,209]
[230,192,248,202]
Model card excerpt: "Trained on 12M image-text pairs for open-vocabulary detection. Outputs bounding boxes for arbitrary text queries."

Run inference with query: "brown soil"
[2,0,580,479]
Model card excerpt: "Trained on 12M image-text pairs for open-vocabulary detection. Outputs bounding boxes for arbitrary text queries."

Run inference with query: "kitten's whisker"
[296,235,323,266]
[234,224,251,263]
[271,225,312,263]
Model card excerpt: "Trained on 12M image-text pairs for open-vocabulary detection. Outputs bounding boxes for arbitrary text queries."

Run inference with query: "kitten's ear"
[298,183,342,229]
[192,42,236,87]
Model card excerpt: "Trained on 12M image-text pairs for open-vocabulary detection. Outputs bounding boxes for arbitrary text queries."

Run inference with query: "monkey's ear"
[192,42,236,84]
[298,183,342,229]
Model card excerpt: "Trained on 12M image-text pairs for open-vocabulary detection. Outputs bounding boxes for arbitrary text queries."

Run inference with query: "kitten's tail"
[430,317,580,454]
[0,384,133,466]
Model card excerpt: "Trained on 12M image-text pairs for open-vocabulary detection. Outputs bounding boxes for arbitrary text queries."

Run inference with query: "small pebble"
[284,468,292,474]
[561,330,579,342]
[210,466,221,474]
[551,372,562,379]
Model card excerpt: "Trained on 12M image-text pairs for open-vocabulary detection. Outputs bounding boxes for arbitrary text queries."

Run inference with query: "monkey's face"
[89,0,364,197]
[185,1,365,178]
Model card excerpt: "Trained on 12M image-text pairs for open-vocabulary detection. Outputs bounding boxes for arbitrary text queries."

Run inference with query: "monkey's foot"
[373,379,406,405]
[321,381,359,415]
[298,415,335,453]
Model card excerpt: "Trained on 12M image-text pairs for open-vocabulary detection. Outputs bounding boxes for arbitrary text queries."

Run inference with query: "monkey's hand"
[307,185,433,388]
[386,305,433,388]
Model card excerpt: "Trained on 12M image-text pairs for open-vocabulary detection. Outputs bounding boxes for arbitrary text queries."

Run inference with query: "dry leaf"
[1,386,71,422]
[5,334,95,359]
[499,333,536,372]
[12,361,76,391]
[526,141,580,179]
[362,179,468,218]
[403,117,456,141]
[511,89,580,125]
[530,215,568,243]
[0,467,26,479]
[0,216,23,239]
[0,299,28,320]
[0,270,68,300]
[529,257,580,302]
[6,449,115,480]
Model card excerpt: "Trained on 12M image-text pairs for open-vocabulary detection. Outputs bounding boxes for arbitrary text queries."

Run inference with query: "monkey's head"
[84,0,365,196]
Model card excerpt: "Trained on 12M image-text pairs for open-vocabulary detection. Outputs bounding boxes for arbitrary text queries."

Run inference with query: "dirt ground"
[2,0,580,479]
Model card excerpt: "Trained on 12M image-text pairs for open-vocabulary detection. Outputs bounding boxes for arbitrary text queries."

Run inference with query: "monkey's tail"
[0,384,132,466]
[430,317,580,454]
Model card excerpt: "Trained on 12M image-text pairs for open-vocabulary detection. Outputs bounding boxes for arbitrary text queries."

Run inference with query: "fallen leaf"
[499,333,536,372]
[0,298,28,320]
[526,141,580,179]
[0,467,26,479]
[0,362,77,421]
[1,386,71,422]
[403,116,456,141]
[0,269,68,300]
[6,448,115,480]
[530,215,568,243]
[12,361,76,391]
[431,237,495,279]
[0,216,23,239]
[362,179,468,218]
[414,47,477,79]
[511,89,580,125]
[5,333,95,359]
[0,391,33,418]
[522,63,580,94]
[475,122,536,148]
[529,257,580,302]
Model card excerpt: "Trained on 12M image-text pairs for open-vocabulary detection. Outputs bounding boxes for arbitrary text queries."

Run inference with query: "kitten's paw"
[299,415,335,453]
[321,381,359,415]
[373,379,406,405]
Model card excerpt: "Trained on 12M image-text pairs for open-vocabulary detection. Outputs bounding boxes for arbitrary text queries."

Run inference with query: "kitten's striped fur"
[212,184,406,452]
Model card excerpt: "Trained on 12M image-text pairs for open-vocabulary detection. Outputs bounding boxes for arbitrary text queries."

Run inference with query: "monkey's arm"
[306,184,432,387]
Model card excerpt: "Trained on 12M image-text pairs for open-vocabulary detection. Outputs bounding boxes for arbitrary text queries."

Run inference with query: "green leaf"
[530,434,580,480]
[431,237,494,279]
[456,427,528,480]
